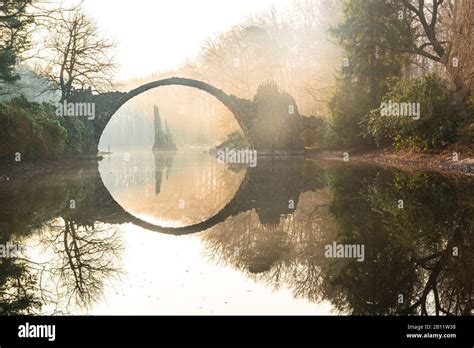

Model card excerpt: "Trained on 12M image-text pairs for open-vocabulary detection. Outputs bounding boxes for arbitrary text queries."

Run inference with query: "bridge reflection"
[0,155,472,315]
[96,155,323,235]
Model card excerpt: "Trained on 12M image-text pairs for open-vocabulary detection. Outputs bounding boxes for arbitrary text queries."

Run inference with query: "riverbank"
[0,155,102,183]
[2,148,473,182]
[307,148,474,176]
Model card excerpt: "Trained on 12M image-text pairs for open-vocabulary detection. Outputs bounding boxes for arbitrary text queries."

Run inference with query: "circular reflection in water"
[98,149,245,228]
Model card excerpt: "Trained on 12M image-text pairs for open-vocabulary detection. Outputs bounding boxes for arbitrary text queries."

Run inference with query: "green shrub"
[459,97,474,149]
[300,116,326,147]
[452,95,474,151]
[361,75,464,150]
[58,116,89,155]
[216,131,249,150]
[457,122,474,149]
[0,96,66,160]
[327,78,376,148]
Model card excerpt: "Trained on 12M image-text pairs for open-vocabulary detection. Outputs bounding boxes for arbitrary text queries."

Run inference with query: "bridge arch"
[93,77,257,234]
[102,77,254,147]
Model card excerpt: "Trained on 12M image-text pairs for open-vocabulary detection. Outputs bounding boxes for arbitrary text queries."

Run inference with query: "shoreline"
[0,155,102,183]
[1,148,473,182]
[306,148,474,177]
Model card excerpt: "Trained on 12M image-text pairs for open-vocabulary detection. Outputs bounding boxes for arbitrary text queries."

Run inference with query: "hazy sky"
[73,0,293,81]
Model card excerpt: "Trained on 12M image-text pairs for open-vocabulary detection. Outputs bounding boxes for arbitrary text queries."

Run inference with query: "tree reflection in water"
[0,165,123,314]
[0,156,472,315]
[41,218,123,309]
[203,161,473,315]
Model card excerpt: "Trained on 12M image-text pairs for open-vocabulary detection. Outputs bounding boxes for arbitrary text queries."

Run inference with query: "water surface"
[0,149,472,315]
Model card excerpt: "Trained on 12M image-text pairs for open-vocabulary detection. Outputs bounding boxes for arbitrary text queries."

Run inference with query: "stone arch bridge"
[70,77,317,154]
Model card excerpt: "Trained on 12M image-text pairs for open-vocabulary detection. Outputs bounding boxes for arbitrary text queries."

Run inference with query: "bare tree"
[40,6,117,100]
[371,0,473,108]
[402,0,473,108]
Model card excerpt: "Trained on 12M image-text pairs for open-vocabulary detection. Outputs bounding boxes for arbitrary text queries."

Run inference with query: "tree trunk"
[445,0,473,111]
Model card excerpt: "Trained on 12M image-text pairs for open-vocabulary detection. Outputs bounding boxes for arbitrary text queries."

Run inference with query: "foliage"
[58,116,91,155]
[301,115,326,147]
[456,96,474,149]
[327,78,376,148]
[362,75,464,150]
[216,131,249,150]
[326,0,471,151]
[0,48,19,83]
[327,0,407,148]
[0,94,97,160]
[251,82,305,152]
[0,258,42,315]
[0,1,32,82]
[0,96,66,160]
[325,165,474,315]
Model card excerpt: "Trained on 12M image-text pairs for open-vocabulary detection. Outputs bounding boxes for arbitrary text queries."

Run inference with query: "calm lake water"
[0,149,473,315]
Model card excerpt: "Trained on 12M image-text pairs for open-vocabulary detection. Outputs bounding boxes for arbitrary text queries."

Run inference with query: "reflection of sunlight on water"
[93,151,337,314]
[20,219,334,315]
[89,223,335,315]
[99,150,245,226]
[3,151,473,316]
